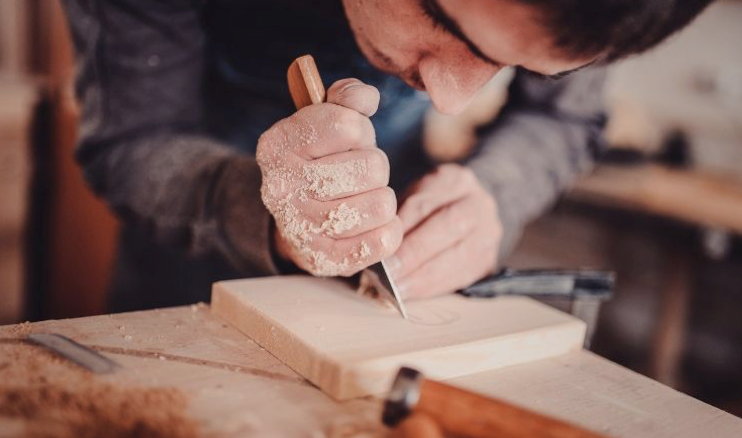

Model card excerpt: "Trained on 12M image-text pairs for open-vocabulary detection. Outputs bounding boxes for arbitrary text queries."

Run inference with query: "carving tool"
[460,268,614,347]
[460,268,614,300]
[27,333,120,374]
[383,366,609,438]
[287,54,408,319]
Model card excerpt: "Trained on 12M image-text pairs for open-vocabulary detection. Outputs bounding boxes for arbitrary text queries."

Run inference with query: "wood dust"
[0,342,199,438]
[261,158,371,276]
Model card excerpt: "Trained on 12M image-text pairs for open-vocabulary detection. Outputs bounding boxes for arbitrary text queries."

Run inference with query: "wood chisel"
[287,54,408,319]
[27,333,120,374]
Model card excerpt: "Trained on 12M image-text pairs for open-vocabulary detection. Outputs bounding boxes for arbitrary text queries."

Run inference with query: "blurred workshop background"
[1,0,741,417]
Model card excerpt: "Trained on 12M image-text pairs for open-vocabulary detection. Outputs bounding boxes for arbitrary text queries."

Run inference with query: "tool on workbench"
[383,366,609,438]
[460,268,614,299]
[460,268,614,347]
[27,333,120,374]
[287,54,408,319]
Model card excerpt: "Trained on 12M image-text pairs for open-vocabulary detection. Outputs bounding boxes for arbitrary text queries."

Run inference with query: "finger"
[258,156,307,203]
[301,187,397,239]
[289,103,377,159]
[393,195,479,279]
[398,164,478,233]
[301,216,403,277]
[330,216,403,276]
[397,231,495,300]
[326,78,381,117]
[301,148,390,201]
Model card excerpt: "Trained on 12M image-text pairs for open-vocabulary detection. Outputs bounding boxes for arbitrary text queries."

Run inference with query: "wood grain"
[1,307,741,437]
[211,275,586,400]
[287,55,326,109]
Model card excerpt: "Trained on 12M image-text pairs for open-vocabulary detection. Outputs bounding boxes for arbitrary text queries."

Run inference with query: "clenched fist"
[388,164,503,299]
[257,79,403,276]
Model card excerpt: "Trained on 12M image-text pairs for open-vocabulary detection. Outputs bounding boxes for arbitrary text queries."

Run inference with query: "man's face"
[342,0,595,115]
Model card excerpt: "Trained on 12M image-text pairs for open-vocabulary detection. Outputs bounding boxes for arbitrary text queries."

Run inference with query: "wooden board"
[212,275,586,400]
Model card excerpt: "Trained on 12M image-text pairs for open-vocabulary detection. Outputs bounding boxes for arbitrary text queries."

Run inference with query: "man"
[61,0,711,311]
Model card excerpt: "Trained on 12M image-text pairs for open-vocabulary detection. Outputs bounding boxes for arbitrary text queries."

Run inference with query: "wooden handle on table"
[393,414,444,438]
[413,378,608,438]
[287,55,326,109]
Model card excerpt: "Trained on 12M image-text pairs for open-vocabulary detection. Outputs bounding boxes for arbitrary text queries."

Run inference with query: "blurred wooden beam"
[570,164,742,236]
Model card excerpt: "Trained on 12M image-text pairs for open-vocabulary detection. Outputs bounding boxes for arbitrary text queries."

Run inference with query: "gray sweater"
[61,0,607,310]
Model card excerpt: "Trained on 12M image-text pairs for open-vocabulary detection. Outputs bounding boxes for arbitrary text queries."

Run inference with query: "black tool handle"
[460,268,614,300]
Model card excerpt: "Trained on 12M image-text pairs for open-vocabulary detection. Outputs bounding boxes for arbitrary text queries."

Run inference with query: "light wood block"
[212,275,586,400]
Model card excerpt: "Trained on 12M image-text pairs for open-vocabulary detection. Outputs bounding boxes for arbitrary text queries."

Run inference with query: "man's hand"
[388,164,502,299]
[257,78,403,277]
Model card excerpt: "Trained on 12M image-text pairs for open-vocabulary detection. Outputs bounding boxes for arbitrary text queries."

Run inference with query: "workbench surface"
[2,305,741,437]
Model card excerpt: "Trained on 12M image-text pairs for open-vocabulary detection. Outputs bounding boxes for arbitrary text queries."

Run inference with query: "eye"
[417,0,503,68]
[419,0,448,32]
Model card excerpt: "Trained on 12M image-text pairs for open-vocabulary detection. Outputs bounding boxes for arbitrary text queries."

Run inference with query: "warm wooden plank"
[212,275,586,400]
[0,305,380,437]
[1,307,741,437]
[570,164,742,235]
[450,351,742,438]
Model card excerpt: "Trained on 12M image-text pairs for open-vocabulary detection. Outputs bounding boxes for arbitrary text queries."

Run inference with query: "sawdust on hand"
[261,159,372,276]
[0,341,199,438]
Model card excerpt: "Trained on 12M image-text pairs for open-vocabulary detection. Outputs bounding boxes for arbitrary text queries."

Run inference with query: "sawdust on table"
[0,342,199,438]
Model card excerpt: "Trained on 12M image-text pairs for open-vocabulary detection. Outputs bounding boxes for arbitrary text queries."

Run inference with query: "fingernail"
[384,256,401,277]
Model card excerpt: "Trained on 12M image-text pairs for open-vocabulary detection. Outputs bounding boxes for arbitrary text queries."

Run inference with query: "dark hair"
[520,0,714,62]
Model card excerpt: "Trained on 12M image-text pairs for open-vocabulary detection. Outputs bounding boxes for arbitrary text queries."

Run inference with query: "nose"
[418,55,499,115]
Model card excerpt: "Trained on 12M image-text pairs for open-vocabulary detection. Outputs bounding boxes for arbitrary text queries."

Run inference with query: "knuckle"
[367,149,390,175]
[371,188,397,221]
[333,108,374,146]
[459,166,477,183]
[402,236,424,261]
[377,220,402,255]
[333,109,362,139]
[445,205,470,235]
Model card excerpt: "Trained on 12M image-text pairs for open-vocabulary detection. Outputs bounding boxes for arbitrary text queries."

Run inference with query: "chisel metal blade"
[361,260,408,319]
[28,333,120,374]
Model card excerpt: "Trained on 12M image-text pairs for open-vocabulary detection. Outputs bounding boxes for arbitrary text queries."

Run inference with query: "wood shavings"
[0,343,199,438]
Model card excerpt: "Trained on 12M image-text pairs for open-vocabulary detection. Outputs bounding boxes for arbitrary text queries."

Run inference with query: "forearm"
[63,0,280,275]
[80,133,279,276]
[465,66,608,259]
[467,113,603,257]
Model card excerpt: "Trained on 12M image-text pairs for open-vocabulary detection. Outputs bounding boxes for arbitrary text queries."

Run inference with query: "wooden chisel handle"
[414,378,608,438]
[287,55,326,109]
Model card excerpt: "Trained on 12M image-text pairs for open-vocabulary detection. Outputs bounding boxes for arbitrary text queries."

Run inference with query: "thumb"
[326,78,380,117]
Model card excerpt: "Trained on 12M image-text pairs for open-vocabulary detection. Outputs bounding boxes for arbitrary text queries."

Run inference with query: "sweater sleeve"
[61,0,279,276]
[466,66,609,259]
